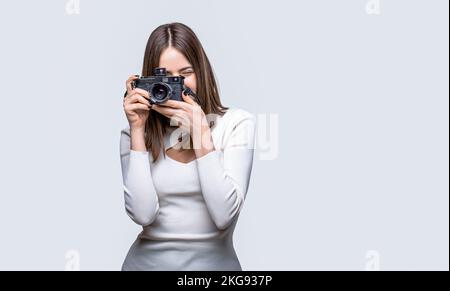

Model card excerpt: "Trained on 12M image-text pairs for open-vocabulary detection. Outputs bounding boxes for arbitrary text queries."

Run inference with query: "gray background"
[0,0,448,270]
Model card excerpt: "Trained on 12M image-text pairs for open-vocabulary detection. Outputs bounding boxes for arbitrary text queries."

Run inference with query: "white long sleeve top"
[119,108,256,241]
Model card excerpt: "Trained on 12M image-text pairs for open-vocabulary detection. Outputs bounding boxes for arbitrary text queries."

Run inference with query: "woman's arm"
[150,95,257,230]
[195,112,256,230]
[120,127,160,226]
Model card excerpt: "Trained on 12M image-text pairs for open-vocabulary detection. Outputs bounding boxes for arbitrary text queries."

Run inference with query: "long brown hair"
[141,22,228,162]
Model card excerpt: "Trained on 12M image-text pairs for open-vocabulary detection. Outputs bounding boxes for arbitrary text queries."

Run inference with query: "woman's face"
[159,47,197,94]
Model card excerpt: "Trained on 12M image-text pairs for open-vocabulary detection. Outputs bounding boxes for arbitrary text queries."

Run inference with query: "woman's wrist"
[130,126,147,152]
[130,124,145,133]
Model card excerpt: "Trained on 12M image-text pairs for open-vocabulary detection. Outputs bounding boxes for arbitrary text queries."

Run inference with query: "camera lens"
[150,83,171,103]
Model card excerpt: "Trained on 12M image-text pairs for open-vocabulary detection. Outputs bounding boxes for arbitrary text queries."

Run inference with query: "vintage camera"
[132,67,185,104]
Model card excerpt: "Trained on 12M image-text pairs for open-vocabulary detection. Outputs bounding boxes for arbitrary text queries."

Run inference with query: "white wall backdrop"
[0,0,448,270]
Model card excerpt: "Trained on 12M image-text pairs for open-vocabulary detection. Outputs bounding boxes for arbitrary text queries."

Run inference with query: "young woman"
[120,22,256,271]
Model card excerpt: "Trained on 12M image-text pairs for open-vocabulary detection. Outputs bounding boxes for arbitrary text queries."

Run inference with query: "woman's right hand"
[123,75,152,130]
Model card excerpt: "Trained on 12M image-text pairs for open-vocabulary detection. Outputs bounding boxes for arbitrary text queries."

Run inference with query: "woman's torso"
[122,108,243,271]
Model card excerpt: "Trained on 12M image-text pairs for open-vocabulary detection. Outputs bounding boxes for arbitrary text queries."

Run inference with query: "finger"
[133,88,150,99]
[152,104,178,117]
[163,99,189,110]
[125,93,151,106]
[127,103,151,112]
[126,75,140,94]
[126,88,150,99]
[152,107,171,119]
[126,89,150,101]
[125,93,151,107]
[182,91,196,105]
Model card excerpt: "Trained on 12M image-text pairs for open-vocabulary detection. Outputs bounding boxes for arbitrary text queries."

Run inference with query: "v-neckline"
[164,127,197,165]
[164,149,197,165]
[162,109,229,165]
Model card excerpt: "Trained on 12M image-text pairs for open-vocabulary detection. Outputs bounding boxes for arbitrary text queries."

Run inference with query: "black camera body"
[133,67,185,104]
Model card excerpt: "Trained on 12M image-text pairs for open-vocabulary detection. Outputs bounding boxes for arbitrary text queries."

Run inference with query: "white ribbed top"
[119,108,256,242]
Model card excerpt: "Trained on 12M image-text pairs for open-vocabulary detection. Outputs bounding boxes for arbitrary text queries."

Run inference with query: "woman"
[120,22,256,271]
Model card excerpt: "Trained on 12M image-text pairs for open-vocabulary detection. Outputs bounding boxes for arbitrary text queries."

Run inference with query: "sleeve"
[120,127,160,226]
[195,111,256,230]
